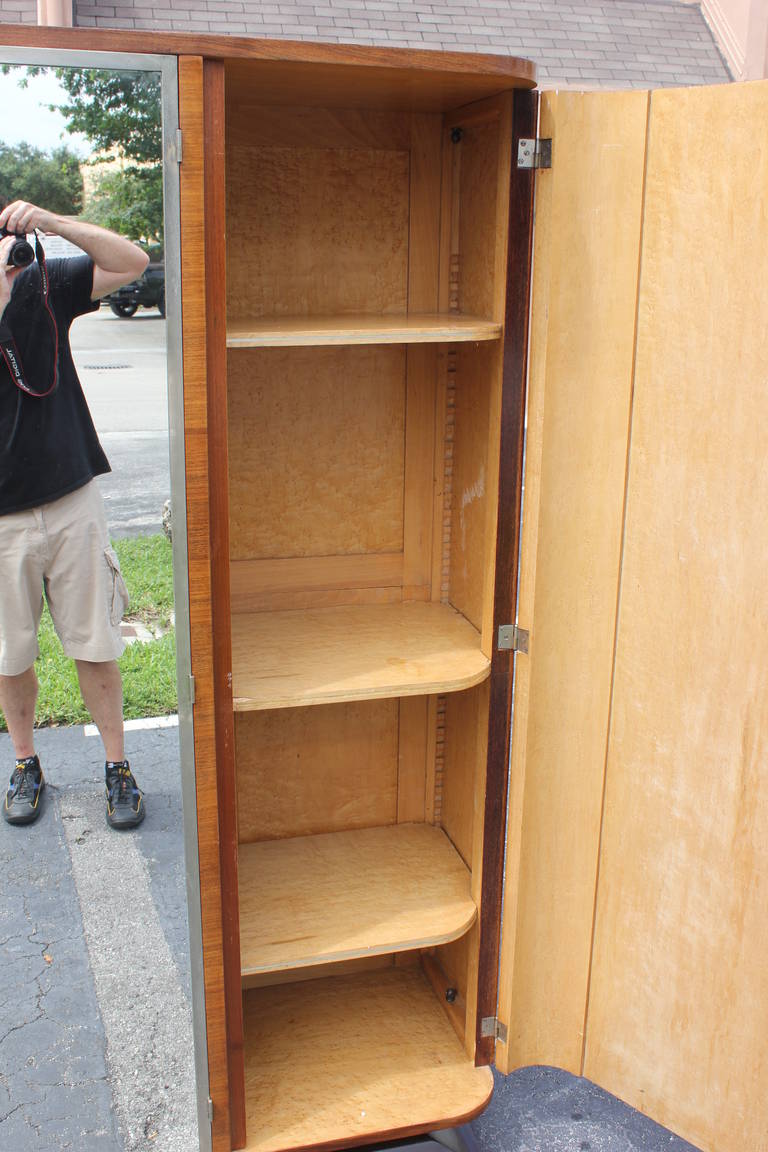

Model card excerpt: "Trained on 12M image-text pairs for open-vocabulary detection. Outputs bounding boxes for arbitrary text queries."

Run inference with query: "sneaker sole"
[3,782,45,825]
[3,802,44,825]
[106,805,146,831]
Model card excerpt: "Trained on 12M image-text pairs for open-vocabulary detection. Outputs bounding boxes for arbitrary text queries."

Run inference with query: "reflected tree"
[16,67,164,251]
[0,141,83,215]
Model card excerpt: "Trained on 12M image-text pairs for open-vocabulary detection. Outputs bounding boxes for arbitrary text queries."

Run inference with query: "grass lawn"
[0,534,178,732]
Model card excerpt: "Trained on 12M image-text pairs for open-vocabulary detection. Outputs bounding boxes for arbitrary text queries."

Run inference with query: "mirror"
[0,54,204,1151]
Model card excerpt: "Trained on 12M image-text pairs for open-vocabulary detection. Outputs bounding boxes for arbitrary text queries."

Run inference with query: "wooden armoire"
[3,24,766,1152]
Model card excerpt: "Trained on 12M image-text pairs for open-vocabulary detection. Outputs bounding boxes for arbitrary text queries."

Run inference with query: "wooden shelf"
[226,313,502,348]
[239,824,476,975]
[231,601,490,711]
[242,966,494,1152]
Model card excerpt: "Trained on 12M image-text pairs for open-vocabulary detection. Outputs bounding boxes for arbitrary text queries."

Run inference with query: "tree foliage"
[26,66,162,165]
[0,142,83,216]
[85,165,164,249]
[18,66,164,248]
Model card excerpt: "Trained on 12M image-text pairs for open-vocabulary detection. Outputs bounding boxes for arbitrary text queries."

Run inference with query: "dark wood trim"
[475,86,538,1066]
[203,58,246,1151]
[0,22,535,86]
[177,55,233,1152]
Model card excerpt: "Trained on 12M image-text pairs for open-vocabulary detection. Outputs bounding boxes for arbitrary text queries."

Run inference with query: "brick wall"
[0,1,38,23]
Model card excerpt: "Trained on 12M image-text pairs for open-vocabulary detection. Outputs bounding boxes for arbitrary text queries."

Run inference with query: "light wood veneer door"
[498,80,768,1152]
[584,79,768,1152]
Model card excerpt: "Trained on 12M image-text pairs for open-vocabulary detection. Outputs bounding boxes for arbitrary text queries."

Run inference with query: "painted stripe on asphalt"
[84,715,179,737]
[59,790,198,1152]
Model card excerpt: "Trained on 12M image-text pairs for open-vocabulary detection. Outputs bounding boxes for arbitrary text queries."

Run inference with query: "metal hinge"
[480,1016,508,1043]
[188,674,196,705]
[173,128,183,163]
[517,137,552,169]
[206,1096,213,1124]
[497,624,529,654]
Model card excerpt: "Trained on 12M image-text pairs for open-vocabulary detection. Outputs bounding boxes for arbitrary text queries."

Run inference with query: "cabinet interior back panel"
[226,140,409,318]
[235,700,399,842]
[227,346,406,560]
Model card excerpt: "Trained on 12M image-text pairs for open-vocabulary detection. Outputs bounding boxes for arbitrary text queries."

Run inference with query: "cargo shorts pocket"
[105,547,130,626]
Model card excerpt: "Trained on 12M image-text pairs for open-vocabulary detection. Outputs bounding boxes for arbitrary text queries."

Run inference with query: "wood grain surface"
[177,55,233,1152]
[225,314,501,346]
[238,824,476,973]
[227,346,406,562]
[226,144,409,321]
[241,967,494,1152]
[235,700,399,842]
[231,602,490,710]
[230,554,404,614]
[0,24,536,98]
[494,88,649,1077]
[584,80,768,1152]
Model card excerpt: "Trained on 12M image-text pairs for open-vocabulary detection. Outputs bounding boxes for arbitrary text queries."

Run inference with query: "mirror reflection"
[0,62,198,1152]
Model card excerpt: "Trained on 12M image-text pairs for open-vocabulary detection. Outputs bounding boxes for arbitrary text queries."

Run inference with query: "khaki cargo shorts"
[0,480,129,676]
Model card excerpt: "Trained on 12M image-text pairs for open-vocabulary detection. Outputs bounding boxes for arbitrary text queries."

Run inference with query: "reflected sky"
[0,68,89,154]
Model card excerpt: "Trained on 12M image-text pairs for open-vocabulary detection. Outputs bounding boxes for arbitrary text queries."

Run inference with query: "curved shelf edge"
[238,824,477,976]
[233,659,491,712]
[241,908,478,977]
[226,313,502,348]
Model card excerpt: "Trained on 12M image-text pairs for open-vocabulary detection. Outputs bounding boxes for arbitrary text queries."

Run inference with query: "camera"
[0,226,35,269]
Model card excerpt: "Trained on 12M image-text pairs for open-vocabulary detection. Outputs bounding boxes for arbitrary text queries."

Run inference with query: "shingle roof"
[1,1,731,87]
[66,0,731,87]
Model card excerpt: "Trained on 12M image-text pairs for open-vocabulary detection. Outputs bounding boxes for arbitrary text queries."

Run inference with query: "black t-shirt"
[0,255,108,515]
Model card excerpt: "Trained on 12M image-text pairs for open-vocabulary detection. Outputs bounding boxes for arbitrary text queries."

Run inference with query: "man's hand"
[0,201,58,237]
[0,200,148,301]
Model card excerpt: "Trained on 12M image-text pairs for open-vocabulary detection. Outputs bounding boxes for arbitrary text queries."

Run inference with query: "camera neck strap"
[0,233,59,399]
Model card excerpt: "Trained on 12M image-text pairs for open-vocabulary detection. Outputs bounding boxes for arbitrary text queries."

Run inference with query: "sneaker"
[3,756,45,826]
[105,761,145,830]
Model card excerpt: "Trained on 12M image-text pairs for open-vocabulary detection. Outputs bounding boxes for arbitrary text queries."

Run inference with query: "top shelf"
[226,313,502,348]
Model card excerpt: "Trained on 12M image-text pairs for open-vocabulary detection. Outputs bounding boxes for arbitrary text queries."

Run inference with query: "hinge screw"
[445,987,457,1003]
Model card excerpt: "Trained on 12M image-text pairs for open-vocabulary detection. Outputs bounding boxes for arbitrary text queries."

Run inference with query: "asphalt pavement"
[71,304,171,538]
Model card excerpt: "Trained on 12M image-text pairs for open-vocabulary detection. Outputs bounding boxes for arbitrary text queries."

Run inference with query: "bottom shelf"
[242,966,494,1152]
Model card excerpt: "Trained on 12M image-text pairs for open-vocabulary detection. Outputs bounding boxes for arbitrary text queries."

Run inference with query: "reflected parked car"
[104,260,165,318]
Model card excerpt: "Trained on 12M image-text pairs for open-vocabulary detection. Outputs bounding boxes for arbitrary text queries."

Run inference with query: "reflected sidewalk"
[0,721,197,1152]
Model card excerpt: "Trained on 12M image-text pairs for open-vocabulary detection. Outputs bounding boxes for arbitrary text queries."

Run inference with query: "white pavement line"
[59,792,198,1152]
[84,715,179,737]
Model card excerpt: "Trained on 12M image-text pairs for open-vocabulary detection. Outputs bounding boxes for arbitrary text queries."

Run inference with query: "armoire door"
[496,80,768,1152]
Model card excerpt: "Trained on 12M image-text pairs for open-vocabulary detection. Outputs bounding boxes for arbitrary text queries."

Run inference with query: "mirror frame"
[0,44,210,1152]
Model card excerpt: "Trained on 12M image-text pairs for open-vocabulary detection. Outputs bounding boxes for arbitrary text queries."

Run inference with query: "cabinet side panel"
[441,678,490,1057]
[441,683,486,869]
[236,701,399,842]
[449,341,499,631]
[178,55,234,1152]
[456,117,501,321]
[496,90,649,1075]
[584,81,768,1152]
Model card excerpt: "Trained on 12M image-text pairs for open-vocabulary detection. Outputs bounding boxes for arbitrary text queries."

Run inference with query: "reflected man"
[0,199,149,830]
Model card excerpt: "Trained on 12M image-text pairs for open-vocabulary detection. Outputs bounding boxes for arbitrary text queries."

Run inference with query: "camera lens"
[10,239,35,268]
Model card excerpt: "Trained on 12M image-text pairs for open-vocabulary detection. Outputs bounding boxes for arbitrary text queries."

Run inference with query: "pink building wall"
[701,0,768,76]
